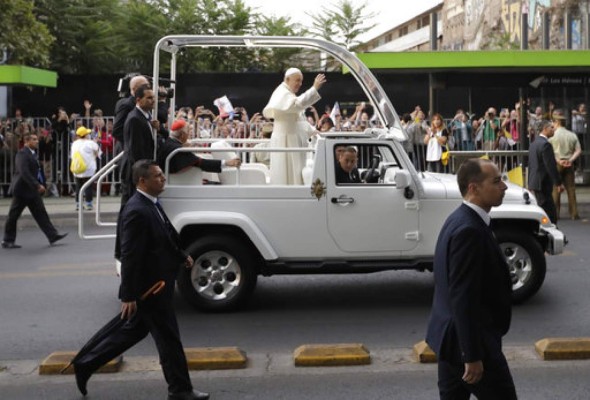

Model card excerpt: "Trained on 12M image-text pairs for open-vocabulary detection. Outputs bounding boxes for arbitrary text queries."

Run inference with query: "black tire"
[495,229,546,304]
[178,235,258,312]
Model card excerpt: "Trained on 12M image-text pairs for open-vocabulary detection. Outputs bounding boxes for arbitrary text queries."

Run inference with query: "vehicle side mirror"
[394,170,411,189]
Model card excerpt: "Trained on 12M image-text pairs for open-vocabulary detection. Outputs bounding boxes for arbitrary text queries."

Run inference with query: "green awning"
[0,65,57,87]
[356,50,590,72]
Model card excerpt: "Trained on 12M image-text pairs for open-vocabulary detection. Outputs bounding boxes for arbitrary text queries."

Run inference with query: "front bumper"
[540,225,566,255]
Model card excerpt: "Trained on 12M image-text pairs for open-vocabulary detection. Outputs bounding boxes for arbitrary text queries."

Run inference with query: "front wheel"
[495,229,546,304]
[178,235,258,312]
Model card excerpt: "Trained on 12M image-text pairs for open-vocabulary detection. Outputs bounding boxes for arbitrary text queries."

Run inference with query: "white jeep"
[87,36,565,311]
[154,36,564,311]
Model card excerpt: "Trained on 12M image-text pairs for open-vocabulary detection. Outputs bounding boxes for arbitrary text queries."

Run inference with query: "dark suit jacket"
[9,147,42,199]
[124,107,155,163]
[113,96,135,143]
[156,137,222,174]
[335,164,361,184]
[122,107,156,184]
[118,192,187,303]
[426,204,512,363]
[528,135,561,194]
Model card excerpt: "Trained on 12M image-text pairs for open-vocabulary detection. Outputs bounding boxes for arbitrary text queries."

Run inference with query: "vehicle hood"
[423,172,535,205]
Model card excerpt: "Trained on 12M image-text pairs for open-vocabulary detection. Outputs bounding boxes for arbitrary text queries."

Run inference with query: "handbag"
[441,146,450,166]
[70,150,87,174]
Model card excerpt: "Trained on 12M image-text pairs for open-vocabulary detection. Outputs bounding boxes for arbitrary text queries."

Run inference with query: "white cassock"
[263,82,320,185]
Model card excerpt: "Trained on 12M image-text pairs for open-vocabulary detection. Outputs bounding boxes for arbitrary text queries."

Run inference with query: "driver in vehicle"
[335,146,361,184]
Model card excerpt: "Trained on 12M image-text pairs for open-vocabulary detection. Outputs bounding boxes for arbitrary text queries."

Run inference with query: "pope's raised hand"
[313,74,326,91]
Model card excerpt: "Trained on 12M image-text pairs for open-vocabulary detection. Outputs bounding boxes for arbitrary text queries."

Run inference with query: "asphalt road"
[1,219,589,359]
[0,219,589,399]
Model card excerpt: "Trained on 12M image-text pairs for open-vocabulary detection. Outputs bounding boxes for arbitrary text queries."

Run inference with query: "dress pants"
[532,189,557,223]
[3,194,59,243]
[437,333,517,400]
[75,299,192,394]
[552,164,578,220]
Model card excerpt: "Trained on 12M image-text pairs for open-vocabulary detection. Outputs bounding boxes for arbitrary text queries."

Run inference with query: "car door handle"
[331,196,355,205]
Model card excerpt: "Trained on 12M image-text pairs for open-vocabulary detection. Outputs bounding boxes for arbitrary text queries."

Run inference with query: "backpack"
[70,150,87,174]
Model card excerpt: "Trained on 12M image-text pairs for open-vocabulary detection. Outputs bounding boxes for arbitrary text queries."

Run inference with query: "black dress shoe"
[1,241,22,249]
[49,233,68,245]
[73,363,91,396]
[168,390,210,400]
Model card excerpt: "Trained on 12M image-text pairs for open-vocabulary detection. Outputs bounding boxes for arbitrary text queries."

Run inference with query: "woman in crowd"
[424,113,449,173]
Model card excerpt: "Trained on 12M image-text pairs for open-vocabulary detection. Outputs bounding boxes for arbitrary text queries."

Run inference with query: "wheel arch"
[491,218,548,249]
[173,212,278,261]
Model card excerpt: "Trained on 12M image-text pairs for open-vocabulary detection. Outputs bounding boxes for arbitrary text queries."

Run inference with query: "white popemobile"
[84,36,565,312]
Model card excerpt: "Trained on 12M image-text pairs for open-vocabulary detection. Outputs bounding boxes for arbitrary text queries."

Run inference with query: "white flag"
[329,101,340,124]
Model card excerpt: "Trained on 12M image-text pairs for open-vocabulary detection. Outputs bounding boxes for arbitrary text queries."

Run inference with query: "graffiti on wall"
[501,0,550,41]
[465,0,486,27]
[464,0,486,41]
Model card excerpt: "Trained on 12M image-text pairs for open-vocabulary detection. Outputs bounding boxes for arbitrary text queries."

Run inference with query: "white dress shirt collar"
[136,189,158,204]
[463,200,491,226]
[136,105,150,120]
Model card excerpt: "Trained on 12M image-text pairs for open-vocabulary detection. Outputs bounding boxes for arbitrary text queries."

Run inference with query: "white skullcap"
[284,67,302,78]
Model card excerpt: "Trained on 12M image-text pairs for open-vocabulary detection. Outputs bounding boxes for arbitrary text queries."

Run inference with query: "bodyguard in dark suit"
[113,75,150,196]
[156,119,240,176]
[113,75,150,144]
[74,160,209,400]
[2,133,67,248]
[426,158,517,400]
[527,120,563,223]
[120,84,159,206]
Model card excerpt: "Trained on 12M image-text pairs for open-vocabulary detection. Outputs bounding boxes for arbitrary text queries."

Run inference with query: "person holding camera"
[113,75,150,144]
[477,107,500,150]
[50,106,72,194]
[406,109,429,171]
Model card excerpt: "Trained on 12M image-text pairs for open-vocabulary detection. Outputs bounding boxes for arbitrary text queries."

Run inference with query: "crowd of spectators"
[0,97,587,199]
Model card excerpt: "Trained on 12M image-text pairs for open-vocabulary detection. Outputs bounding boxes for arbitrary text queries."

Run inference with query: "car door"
[327,142,420,253]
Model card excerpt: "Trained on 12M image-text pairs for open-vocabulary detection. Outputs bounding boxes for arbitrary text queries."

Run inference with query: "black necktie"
[155,200,176,234]
[154,200,167,222]
[33,151,44,183]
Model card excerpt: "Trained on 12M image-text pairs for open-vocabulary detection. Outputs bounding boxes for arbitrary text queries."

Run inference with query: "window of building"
[417,15,430,29]
[398,26,408,37]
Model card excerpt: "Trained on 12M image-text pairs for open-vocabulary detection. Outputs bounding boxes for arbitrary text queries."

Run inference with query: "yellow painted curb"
[185,347,247,370]
[413,340,437,363]
[293,343,370,367]
[39,351,122,375]
[535,338,590,360]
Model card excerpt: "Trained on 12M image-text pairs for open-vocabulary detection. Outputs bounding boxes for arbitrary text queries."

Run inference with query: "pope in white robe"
[263,68,326,185]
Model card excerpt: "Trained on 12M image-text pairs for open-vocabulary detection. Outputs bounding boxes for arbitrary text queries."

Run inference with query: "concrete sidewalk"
[1,186,589,228]
[0,194,121,229]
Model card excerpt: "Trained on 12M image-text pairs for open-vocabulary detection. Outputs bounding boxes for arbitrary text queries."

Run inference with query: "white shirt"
[70,138,100,177]
[463,200,491,226]
[137,189,157,204]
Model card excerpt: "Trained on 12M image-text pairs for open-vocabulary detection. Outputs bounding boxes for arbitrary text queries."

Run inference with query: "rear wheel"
[178,235,257,312]
[495,229,546,304]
